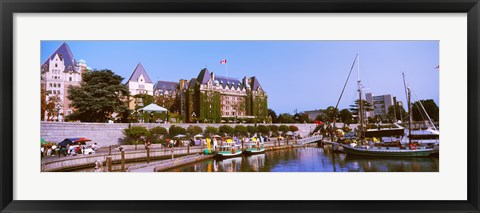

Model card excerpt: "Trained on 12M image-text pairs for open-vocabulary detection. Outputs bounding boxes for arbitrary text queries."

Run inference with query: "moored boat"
[244,140,265,155]
[341,144,436,157]
[215,142,242,159]
[333,55,438,158]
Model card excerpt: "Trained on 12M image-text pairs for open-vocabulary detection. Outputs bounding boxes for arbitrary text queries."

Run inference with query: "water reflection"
[164,147,439,172]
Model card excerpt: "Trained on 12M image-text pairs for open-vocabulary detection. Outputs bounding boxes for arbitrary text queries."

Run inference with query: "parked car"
[70,145,96,155]
[82,145,96,155]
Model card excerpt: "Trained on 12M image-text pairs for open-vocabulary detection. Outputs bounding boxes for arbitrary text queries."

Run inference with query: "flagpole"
[226,59,228,77]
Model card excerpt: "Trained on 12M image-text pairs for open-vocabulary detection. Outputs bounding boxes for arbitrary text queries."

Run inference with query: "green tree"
[67,70,129,122]
[257,125,270,135]
[204,126,219,136]
[247,125,258,134]
[46,94,62,121]
[149,126,168,144]
[123,126,150,150]
[234,125,248,136]
[412,99,439,122]
[289,125,299,132]
[349,100,373,123]
[278,125,289,135]
[322,106,339,122]
[293,113,311,123]
[277,113,294,123]
[339,108,353,124]
[169,125,187,136]
[387,105,407,122]
[133,94,154,110]
[150,126,168,134]
[268,109,278,123]
[41,88,47,121]
[187,125,203,136]
[269,125,279,132]
[219,125,235,136]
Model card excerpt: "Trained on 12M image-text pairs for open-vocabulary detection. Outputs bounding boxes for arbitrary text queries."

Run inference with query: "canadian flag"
[220,59,227,64]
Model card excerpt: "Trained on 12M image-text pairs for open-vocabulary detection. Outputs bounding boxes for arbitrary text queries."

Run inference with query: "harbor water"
[164,146,439,172]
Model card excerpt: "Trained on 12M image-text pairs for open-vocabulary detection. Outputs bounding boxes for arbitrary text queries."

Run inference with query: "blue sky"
[41,41,439,114]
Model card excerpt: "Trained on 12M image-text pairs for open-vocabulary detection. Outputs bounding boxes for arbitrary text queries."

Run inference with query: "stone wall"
[41,122,317,148]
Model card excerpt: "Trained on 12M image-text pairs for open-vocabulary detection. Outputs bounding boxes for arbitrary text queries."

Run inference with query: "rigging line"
[411,88,438,131]
[334,54,358,111]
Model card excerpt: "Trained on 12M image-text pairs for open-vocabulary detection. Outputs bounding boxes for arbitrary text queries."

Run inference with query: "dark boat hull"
[342,145,436,157]
[244,148,265,155]
[215,151,243,159]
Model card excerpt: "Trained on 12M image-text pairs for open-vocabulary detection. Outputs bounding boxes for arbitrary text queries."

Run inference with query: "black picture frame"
[1,0,479,212]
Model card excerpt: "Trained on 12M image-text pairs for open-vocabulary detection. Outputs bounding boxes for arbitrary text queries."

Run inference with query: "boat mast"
[408,87,412,147]
[358,54,364,144]
[403,73,412,147]
[331,53,358,142]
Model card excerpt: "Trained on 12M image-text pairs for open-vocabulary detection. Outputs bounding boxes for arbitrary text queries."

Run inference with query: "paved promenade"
[41,138,320,172]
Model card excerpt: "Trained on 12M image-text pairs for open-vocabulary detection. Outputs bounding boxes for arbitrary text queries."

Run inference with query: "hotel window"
[55,63,58,67]
[49,83,52,87]
[69,77,72,81]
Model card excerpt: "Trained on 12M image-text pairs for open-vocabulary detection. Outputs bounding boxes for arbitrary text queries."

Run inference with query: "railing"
[297,135,323,145]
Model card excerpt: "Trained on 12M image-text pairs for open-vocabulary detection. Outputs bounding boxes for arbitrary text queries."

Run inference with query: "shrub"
[247,125,258,134]
[169,125,187,136]
[269,125,279,132]
[123,126,150,142]
[289,125,299,132]
[278,125,289,133]
[234,125,248,136]
[187,125,203,136]
[219,125,235,136]
[258,125,270,135]
[149,126,168,143]
[123,126,150,149]
[204,126,219,136]
[150,126,168,135]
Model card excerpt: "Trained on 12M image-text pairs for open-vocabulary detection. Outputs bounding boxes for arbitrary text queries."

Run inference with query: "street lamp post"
[191,112,196,123]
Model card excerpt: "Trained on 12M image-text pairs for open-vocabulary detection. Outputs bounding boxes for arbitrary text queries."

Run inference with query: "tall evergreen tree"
[411,99,439,122]
[67,70,129,122]
[349,99,374,123]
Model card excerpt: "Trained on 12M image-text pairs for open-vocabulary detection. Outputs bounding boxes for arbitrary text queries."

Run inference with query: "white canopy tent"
[139,103,168,113]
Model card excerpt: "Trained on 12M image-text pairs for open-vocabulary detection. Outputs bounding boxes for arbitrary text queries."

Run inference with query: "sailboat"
[341,56,438,157]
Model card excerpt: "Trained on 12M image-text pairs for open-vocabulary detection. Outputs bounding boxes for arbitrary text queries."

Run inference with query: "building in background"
[41,42,89,121]
[365,93,393,119]
[180,68,268,123]
[42,42,268,123]
[154,80,180,112]
[303,109,323,121]
[126,63,154,109]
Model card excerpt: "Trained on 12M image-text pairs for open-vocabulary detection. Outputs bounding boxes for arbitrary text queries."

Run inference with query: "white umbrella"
[285,131,293,135]
[194,134,204,138]
[139,103,168,113]
[174,134,187,138]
